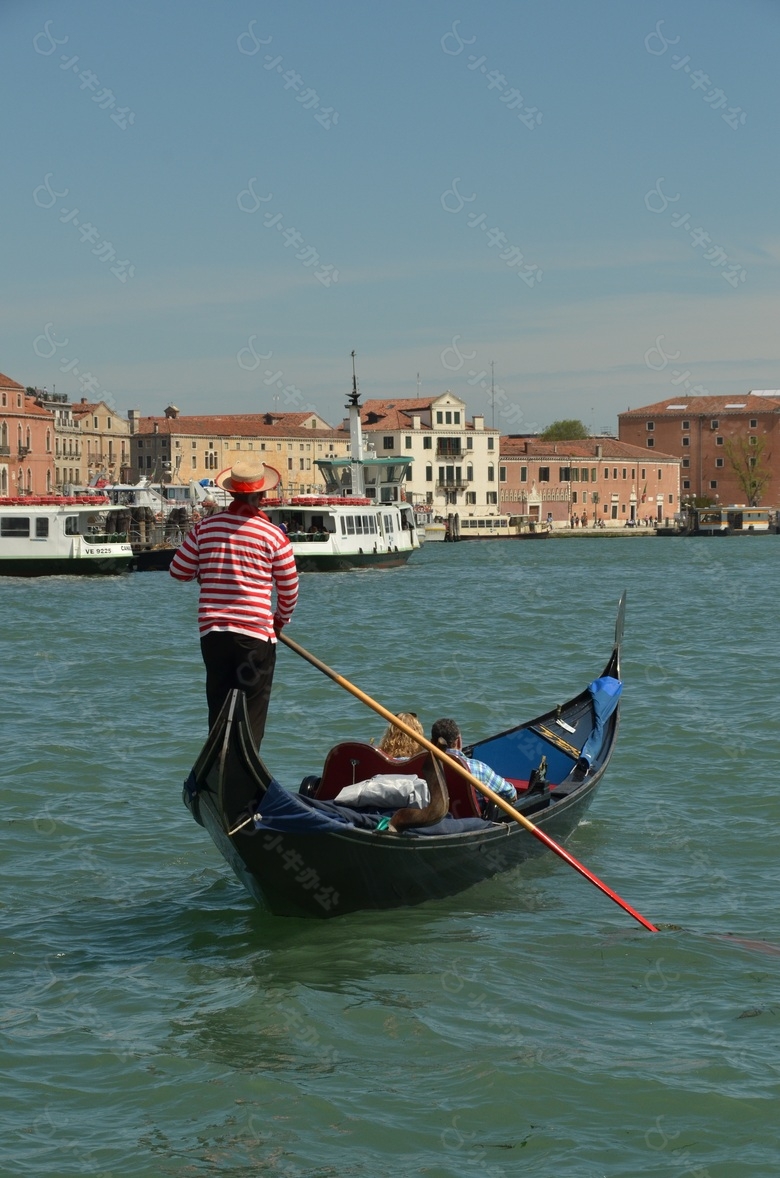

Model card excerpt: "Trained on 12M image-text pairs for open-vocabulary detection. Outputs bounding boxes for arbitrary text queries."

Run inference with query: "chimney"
[596,443,602,458]
[127,409,140,435]
[412,414,421,430]
[153,421,159,434]
[473,415,484,431]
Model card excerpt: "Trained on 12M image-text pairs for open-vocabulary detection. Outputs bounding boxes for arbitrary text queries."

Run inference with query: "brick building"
[618,393,780,506]
[499,437,681,526]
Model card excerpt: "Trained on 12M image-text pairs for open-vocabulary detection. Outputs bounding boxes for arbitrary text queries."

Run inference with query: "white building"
[354,392,502,515]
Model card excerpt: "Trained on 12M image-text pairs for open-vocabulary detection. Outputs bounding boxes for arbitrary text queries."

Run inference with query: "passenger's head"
[431,718,461,751]
[378,713,425,759]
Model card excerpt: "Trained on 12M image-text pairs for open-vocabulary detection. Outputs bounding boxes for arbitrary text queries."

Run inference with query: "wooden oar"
[279,632,658,933]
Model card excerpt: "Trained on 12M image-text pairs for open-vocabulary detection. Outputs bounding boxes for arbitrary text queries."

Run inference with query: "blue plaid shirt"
[447,748,517,807]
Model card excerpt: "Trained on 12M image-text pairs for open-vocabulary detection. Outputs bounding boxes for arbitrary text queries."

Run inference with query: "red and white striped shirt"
[169,502,299,641]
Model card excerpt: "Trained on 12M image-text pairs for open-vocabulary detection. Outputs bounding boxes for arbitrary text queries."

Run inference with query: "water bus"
[0,496,133,576]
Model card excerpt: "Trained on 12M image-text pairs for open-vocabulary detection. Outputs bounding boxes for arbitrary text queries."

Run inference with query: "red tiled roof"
[136,413,345,440]
[0,371,25,390]
[500,436,680,462]
[620,394,780,417]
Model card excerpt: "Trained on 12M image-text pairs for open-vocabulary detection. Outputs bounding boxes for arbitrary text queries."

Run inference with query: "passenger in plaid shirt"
[430,718,517,811]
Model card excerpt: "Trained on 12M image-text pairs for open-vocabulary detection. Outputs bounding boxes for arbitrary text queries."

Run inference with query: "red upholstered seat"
[315,742,482,818]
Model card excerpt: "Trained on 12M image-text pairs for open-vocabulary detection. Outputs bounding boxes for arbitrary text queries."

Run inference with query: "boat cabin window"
[35,518,49,538]
[346,516,355,535]
[1,517,30,537]
[340,517,346,536]
[64,516,80,536]
[384,513,394,533]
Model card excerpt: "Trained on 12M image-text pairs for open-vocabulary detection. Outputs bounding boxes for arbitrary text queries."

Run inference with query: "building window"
[465,491,476,504]
[466,464,473,481]
[487,437,494,451]
[715,458,724,468]
[646,421,654,431]
[538,467,549,482]
[749,436,757,445]
[191,456,196,468]
[405,435,412,449]
[486,492,497,504]
[682,458,690,468]
[641,468,646,479]
[603,468,609,479]
[453,411,461,424]
[622,468,627,479]
[572,491,578,504]
[499,466,507,482]
[682,436,690,446]
[559,467,570,481]
[287,458,293,471]
[710,481,717,489]
[682,420,689,430]
[466,437,473,450]
[383,436,393,449]
[487,465,494,482]
[425,465,432,482]
[711,420,719,430]
[750,418,757,428]
[647,438,655,448]
[436,411,442,424]
[581,468,589,482]
[423,436,432,449]
[683,479,690,489]
[657,469,662,479]
[613,469,618,478]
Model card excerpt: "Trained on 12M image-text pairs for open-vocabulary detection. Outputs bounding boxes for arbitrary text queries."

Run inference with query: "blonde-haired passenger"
[377,713,425,760]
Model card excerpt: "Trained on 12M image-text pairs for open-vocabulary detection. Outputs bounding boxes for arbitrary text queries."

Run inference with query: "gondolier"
[170,458,298,747]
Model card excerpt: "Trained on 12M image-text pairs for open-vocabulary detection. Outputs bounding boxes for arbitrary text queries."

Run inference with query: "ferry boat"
[260,359,420,571]
[694,505,777,536]
[0,497,134,576]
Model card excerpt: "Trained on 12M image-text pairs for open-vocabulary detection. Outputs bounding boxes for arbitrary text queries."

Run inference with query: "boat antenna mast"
[346,349,365,496]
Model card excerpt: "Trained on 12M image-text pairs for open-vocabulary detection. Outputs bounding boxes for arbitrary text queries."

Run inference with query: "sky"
[1,0,779,434]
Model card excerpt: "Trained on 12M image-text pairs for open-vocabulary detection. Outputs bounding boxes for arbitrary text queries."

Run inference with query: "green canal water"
[1,537,779,1177]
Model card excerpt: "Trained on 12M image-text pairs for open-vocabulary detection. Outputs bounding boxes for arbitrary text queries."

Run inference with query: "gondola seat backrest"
[315,743,483,818]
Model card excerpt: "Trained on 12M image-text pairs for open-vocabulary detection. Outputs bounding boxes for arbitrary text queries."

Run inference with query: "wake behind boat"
[183,595,626,918]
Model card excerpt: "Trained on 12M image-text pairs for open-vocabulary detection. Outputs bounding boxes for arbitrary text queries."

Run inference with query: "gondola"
[182,594,626,918]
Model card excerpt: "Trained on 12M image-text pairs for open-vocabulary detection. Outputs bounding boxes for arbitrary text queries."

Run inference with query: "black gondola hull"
[184,596,625,918]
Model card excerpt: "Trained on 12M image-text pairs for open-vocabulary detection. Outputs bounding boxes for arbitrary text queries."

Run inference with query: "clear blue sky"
[1,0,778,433]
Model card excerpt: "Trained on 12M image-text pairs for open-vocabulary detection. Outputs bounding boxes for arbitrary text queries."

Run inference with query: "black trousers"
[200,631,277,748]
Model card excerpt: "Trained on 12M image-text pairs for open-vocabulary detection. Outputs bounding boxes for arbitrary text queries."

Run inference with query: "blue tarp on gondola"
[251,779,489,837]
[578,676,622,769]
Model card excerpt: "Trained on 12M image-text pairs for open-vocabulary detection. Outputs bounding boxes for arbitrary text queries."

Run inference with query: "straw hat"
[214,459,281,494]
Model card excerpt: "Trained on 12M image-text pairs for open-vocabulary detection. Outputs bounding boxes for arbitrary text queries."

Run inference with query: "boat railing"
[83,532,128,544]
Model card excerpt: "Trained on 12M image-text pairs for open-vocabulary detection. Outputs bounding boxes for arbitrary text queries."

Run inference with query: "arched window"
[46,429,51,452]
[0,421,6,446]
[1,467,7,494]
[46,469,52,493]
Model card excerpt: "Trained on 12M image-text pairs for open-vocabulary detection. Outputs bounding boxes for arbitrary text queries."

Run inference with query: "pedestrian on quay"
[169,458,298,748]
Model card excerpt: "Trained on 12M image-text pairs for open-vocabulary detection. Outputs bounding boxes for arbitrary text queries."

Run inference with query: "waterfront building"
[72,399,132,485]
[618,393,780,506]
[128,407,350,494]
[499,437,681,526]
[31,388,85,491]
[351,392,501,514]
[0,372,56,497]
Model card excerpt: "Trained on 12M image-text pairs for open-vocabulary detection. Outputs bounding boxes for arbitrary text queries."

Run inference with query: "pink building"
[499,437,681,526]
[0,372,56,497]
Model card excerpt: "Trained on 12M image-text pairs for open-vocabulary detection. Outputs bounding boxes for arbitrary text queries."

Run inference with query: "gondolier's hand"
[273,613,286,637]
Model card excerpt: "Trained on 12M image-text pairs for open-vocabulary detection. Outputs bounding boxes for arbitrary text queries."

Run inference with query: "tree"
[724,435,770,506]
[541,419,589,441]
